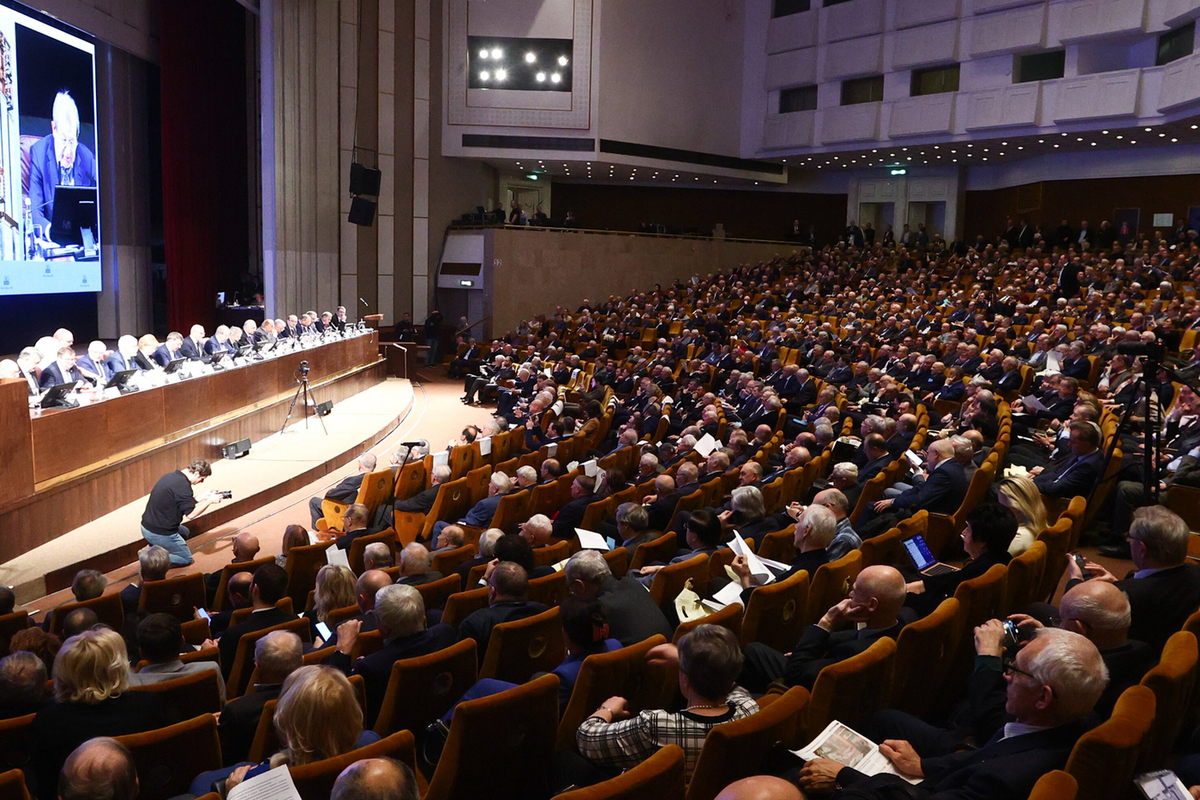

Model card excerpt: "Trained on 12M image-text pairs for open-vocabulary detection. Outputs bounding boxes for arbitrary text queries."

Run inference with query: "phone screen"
[316,622,332,640]
[197,608,211,621]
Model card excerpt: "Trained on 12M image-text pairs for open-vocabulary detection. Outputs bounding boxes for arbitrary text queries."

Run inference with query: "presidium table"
[0,331,385,567]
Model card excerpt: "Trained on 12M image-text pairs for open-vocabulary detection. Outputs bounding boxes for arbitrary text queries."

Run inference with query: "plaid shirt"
[576,687,759,777]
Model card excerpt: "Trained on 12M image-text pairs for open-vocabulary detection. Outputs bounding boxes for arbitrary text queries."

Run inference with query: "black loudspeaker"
[222,438,252,460]
[315,400,334,416]
[348,197,377,227]
[350,162,382,196]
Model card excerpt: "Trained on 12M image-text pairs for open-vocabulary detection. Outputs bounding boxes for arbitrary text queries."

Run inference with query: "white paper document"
[576,528,611,551]
[326,545,350,569]
[709,580,747,609]
[1020,395,1048,413]
[227,765,304,800]
[432,450,450,468]
[694,433,718,458]
[795,721,922,785]
[728,531,775,586]
[582,459,600,477]
[478,436,492,456]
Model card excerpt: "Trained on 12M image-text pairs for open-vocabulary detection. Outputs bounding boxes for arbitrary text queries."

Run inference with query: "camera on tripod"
[298,360,311,378]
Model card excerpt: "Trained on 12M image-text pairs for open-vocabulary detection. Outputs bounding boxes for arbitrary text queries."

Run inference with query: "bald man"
[715,776,802,800]
[740,565,910,692]
[320,569,393,649]
[863,439,967,532]
[58,737,138,800]
[204,532,262,607]
[332,757,418,800]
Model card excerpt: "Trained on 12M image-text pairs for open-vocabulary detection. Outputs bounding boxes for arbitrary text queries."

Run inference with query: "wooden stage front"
[0,332,386,566]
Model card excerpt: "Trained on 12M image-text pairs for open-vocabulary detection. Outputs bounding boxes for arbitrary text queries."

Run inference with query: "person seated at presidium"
[29,91,97,233]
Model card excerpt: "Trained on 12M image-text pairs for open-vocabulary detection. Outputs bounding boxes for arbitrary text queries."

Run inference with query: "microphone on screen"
[359,297,369,307]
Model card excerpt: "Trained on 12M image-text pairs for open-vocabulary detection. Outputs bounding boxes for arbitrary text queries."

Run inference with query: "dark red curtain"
[159,1,250,334]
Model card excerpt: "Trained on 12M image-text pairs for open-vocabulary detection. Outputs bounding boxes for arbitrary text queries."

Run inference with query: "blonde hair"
[53,628,129,704]
[272,666,362,766]
[998,475,1048,537]
[313,565,356,623]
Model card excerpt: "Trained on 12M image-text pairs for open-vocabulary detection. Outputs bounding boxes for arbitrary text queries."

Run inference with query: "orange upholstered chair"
[1138,630,1198,770]
[138,573,207,620]
[740,568,809,653]
[802,636,896,742]
[804,551,862,627]
[114,715,222,800]
[1027,770,1077,800]
[890,598,962,719]
[1064,684,1156,800]
[672,602,743,645]
[551,744,685,800]
[129,668,223,723]
[290,731,416,800]
[373,638,478,737]
[478,606,566,683]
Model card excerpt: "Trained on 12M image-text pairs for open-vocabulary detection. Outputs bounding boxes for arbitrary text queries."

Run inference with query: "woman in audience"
[30,628,166,800]
[906,503,1017,617]
[9,627,61,674]
[192,665,378,794]
[306,565,356,637]
[276,524,311,568]
[574,624,757,782]
[996,475,1048,556]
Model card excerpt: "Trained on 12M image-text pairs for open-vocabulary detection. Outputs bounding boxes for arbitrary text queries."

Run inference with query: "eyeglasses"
[1002,657,1036,681]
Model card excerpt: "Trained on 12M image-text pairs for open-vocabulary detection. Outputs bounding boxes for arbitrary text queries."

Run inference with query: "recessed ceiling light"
[1101,130,1109,134]
[491,48,502,59]
[1159,133,1166,137]
[1130,139,1136,144]
[1145,127,1152,132]
[558,55,569,67]
[1172,137,1179,142]
[1038,139,1044,143]
[479,70,489,80]
[1090,142,1097,146]
[525,52,537,63]
[535,72,546,82]
[479,49,489,59]
[1061,133,1068,137]
[550,73,561,83]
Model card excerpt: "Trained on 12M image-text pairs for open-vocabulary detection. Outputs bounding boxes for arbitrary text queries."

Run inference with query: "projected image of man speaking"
[28,90,96,231]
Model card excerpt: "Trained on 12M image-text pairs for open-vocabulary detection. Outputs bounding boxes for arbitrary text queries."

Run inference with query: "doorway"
[858,202,894,244]
[907,202,946,238]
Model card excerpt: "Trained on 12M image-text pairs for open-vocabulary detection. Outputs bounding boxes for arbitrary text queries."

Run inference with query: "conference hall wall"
[548,183,848,244]
[963,174,1200,243]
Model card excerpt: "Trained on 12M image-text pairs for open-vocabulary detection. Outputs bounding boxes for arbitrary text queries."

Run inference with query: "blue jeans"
[140,524,194,566]
[426,336,440,366]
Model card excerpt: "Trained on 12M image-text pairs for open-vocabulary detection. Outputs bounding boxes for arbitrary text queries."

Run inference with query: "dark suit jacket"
[644,493,682,532]
[458,600,547,660]
[204,337,235,357]
[910,550,1011,618]
[397,571,444,587]
[218,607,295,680]
[180,337,205,360]
[892,461,968,515]
[858,455,891,486]
[331,624,457,728]
[395,484,440,513]
[38,361,84,389]
[1033,449,1103,499]
[29,134,97,229]
[1069,564,1200,654]
[218,684,283,765]
[152,344,183,367]
[597,575,673,646]
[553,495,593,540]
[75,355,110,383]
[782,620,905,688]
[326,473,365,504]
[837,720,1090,800]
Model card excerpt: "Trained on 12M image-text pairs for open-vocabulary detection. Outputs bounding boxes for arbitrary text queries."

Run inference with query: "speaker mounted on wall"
[348,197,377,227]
[348,146,381,227]
[349,162,382,196]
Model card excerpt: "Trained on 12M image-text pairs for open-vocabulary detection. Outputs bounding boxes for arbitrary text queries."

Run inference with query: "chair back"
[860,524,907,569]
[533,540,571,569]
[628,532,678,572]
[394,511,427,547]
[479,606,567,683]
[422,478,473,540]
[603,547,629,579]
[672,601,743,645]
[0,611,31,656]
[290,731,417,800]
[1061,495,1088,550]
[528,571,569,607]
[1028,771,1077,800]
[393,459,428,501]
[1064,685,1156,800]
[1139,630,1199,770]
[941,563,1008,712]
[556,635,669,752]
[227,617,312,699]
[581,498,614,531]
[229,597,294,627]
[449,444,478,480]
[210,556,276,613]
[803,637,896,741]
[1034,517,1074,602]
[129,668,223,723]
[114,715,222,800]
[756,526,798,564]
[553,744,685,800]
[490,490,531,534]
[431,544,478,576]
[358,467,398,521]
[284,542,332,609]
[805,551,862,627]
[463,465,492,508]
[665,490,704,534]
[0,769,30,800]
[416,573,462,611]
[530,480,566,519]
[849,472,888,527]
[374,638,478,737]
[424,674,559,800]
[759,479,783,516]
[686,687,810,800]
[890,598,962,718]
[1004,540,1046,615]
[0,713,34,776]
[741,569,809,653]
[47,592,124,637]
[648,555,709,610]
[348,529,397,575]
[441,586,491,630]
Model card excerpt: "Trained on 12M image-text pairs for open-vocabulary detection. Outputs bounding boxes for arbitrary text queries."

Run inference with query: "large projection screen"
[0,2,100,296]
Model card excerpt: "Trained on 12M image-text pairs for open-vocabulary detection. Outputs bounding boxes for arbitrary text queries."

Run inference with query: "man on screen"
[29,91,97,231]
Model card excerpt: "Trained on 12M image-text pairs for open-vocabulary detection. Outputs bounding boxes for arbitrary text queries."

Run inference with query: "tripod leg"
[279,382,305,436]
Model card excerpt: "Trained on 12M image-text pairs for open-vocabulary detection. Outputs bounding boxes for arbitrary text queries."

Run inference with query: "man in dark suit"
[1032,421,1104,499]
[1067,506,1200,654]
[564,550,673,647]
[740,565,909,692]
[457,562,547,660]
[798,628,1107,800]
[216,564,293,680]
[1057,258,1083,298]
[640,475,681,533]
[39,346,85,389]
[857,434,892,486]
[307,452,376,527]
[394,544,443,587]
[15,347,41,395]
[217,628,302,764]
[203,326,236,358]
[75,341,112,385]
[551,474,598,541]
[28,91,97,232]
[180,325,206,360]
[393,463,449,516]
[152,332,185,368]
[332,583,457,728]
[872,439,968,518]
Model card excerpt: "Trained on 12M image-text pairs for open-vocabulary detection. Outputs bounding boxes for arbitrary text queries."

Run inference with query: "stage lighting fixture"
[525,52,537,63]
[223,438,252,460]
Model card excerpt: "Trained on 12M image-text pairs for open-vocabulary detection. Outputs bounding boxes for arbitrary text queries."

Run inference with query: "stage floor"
[11,371,496,618]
